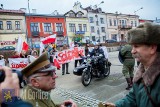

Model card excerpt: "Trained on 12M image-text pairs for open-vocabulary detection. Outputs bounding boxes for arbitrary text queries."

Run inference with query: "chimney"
[19,8,27,13]
[32,9,37,14]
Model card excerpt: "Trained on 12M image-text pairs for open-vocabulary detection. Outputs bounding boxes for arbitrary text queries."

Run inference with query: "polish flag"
[41,34,56,44]
[22,41,29,51]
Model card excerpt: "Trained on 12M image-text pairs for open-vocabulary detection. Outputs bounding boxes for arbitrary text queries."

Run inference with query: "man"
[0,66,32,107]
[90,43,105,77]
[105,22,160,107]
[21,52,77,107]
[120,44,135,90]
[74,42,82,68]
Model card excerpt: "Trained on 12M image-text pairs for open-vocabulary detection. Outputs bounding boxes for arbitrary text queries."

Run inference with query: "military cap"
[22,52,55,77]
[127,22,160,44]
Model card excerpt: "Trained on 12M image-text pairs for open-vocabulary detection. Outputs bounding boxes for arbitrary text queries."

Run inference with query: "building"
[106,12,139,41]
[0,9,26,48]
[25,13,67,47]
[139,19,154,25]
[64,2,90,44]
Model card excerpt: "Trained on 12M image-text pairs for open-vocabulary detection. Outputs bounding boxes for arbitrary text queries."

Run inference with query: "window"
[44,23,51,32]
[100,18,104,24]
[0,21,3,30]
[69,23,75,32]
[56,23,63,31]
[131,21,133,27]
[69,13,75,17]
[78,24,82,31]
[89,17,94,23]
[77,13,82,17]
[15,21,20,30]
[135,21,137,27]
[30,23,39,32]
[7,21,12,30]
[101,27,105,32]
[97,29,100,35]
[92,36,95,41]
[109,19,112,26]
[83,24,87,32]
[91,26,94,33]
[114,19,117,26]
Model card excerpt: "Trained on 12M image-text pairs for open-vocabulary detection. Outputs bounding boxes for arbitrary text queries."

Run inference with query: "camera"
[0,69,26,88]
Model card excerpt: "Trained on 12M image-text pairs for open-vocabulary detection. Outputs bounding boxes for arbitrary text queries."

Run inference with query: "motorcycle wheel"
[104,65,110,77]
[81,70,92,86]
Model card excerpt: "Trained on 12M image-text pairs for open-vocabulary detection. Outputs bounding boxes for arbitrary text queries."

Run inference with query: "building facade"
[64,10,90,44]
[25,13,67,47]
[106,13,139,41]
[0,9,26,48]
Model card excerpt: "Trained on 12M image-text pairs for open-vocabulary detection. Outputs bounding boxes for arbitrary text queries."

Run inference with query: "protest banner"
[8,58,29,70]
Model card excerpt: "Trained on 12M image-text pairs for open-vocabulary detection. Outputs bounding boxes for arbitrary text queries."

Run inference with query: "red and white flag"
[22,41,29,51]
[41,34,56,44]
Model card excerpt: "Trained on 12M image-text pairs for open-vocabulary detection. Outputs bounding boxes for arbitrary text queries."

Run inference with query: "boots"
[125,78,132,90]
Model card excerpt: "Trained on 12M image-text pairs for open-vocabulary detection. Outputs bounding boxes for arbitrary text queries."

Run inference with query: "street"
[50,51,137,106]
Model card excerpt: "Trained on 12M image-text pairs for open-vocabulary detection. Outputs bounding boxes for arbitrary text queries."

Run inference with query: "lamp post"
[94,1,104,43]
[134,7,143,26]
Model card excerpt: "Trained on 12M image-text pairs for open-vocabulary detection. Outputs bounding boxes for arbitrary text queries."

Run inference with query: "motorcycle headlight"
[73,69,77,72]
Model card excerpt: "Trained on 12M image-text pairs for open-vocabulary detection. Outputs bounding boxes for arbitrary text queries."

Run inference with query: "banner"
[8,58,29,70]
[0,59,5,67]
[55,47,84,64]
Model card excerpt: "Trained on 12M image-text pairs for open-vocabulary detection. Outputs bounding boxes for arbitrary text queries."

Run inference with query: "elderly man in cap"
[21,52,77,107]
[104,22,160,107]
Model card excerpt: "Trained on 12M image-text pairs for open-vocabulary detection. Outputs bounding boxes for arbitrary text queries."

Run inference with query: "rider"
[90,42,105,77]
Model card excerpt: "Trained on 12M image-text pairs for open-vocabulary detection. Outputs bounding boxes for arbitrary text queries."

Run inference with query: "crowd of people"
[0,22,160,107]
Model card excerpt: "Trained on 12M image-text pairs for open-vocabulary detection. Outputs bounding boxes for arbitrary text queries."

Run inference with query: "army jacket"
[21,85,58,107]
[115,53,160,107]
[120,44,135,65]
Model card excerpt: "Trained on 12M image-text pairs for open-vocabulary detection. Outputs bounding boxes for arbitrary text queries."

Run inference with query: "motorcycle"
[73,54,111,86]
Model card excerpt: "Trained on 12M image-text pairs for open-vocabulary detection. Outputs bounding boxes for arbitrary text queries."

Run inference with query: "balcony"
[31,31,39,37]
[57,31,63,36]
[75,31,85,35]
[118,25,132,30]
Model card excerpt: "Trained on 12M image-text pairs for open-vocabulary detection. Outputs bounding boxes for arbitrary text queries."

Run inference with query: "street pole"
[134,7,143,26]
[94,1,104,43]
[27,0,32,47]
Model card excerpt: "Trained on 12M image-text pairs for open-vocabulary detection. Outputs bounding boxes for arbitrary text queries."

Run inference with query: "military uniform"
[21,52,59,107]
[120,44,135,90]
[21,85,58,107]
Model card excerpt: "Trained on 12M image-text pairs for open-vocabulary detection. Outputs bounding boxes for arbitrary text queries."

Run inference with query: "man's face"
[94,45,98,49]
[131,44,156,64]
[32,71,56,91]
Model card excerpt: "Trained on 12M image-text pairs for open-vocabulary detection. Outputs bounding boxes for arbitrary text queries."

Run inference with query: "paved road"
[51,51,137,106]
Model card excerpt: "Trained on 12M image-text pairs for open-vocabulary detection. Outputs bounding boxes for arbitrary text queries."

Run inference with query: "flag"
[39,42,45,56]
[22,41,29,51]
[53,59,61,70]
[41,34,56,44]
[15,36,23,53]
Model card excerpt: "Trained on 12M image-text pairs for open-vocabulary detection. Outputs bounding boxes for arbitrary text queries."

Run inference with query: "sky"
[0,0,160,20]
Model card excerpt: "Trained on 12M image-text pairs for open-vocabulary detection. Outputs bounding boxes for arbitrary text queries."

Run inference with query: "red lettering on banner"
[11,61,28,68]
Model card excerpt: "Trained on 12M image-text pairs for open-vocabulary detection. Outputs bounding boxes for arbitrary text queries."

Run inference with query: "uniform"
[120,44,135,90]
[21,85,58,107]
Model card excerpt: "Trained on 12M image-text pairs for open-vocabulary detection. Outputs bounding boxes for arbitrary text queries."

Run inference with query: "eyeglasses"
[33,71,55,78]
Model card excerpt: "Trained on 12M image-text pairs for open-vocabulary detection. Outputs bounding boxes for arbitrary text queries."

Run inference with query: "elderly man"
[105,23,160,107]
[21,52,77,107]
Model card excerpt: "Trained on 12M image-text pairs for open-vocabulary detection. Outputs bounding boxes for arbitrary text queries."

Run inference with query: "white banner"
[0,59,5,67]
[56,47,85,64]
[8,58,29,70]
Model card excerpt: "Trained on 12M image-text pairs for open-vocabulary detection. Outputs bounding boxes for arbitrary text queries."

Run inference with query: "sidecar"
[73,64,87,76]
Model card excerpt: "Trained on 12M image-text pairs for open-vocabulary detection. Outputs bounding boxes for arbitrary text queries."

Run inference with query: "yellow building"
[64,10,90,44]
[0,9,26,48]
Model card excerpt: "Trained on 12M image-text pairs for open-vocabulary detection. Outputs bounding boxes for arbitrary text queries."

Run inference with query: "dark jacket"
[90,47,105,58]
[115,53,160,107]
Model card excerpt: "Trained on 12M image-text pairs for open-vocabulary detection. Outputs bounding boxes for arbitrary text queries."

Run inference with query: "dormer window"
[69,13,75,17]
[77,13,82,17]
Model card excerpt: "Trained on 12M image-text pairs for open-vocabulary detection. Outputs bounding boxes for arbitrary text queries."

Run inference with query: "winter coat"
[115,53,160,107]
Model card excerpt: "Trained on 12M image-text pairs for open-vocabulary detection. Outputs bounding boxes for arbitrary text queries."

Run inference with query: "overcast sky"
[1,0,159,20]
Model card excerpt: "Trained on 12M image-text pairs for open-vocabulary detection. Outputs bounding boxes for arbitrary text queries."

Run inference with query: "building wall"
[26,15,67,46]
[66,17,90,43]
[106,13,139,41]
[0,12,26,47]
